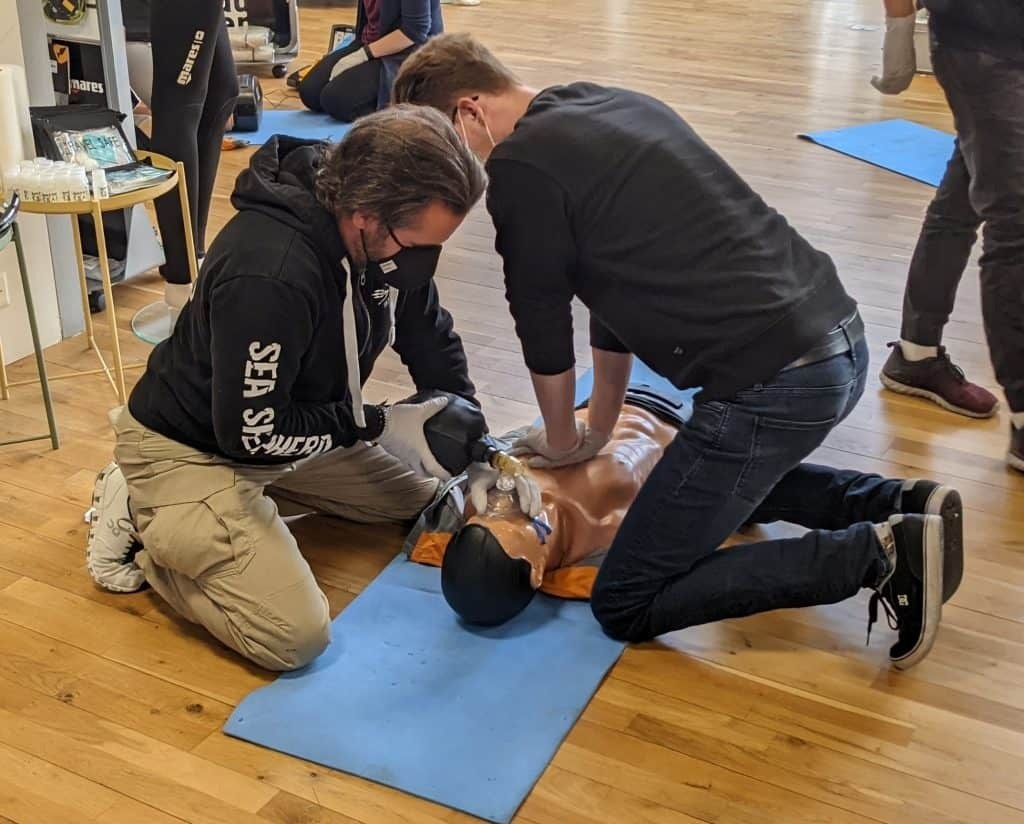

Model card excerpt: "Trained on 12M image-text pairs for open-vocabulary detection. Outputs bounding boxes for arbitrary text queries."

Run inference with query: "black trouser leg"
[317,60,383,122]
[900,140,981,346]
[194,26,238,258]
[149,0,234,284]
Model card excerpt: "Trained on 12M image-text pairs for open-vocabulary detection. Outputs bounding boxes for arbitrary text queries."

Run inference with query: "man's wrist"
[358,404,387,442]
[547,419,581,452]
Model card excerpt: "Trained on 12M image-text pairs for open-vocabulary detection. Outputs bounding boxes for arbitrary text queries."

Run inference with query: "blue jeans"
[592,316,900,641]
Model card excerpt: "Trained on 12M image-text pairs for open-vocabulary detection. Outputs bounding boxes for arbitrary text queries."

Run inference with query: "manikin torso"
[466,405,677,588]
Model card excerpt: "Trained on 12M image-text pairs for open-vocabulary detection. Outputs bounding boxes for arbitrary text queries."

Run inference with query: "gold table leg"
[91,202,127,404]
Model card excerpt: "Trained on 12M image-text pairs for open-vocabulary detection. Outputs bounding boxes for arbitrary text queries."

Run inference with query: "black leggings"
[298,45,384,122]
[149,0,238,285]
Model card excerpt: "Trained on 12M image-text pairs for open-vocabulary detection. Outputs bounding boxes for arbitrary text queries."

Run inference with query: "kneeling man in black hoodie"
[86,106,489,670]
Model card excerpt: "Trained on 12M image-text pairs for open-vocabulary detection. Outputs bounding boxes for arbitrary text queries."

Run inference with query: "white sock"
[1012,411,1024,430]
[899,340,939,362]
[164,282,193,310]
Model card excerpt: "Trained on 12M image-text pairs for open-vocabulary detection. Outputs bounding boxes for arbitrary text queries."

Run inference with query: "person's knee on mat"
[298,78,324,112]
[248,595,332,671]
[320,88,362,125]
[590,577,652,643]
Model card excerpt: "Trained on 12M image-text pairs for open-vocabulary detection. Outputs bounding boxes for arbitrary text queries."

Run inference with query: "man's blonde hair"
[393,33,518,114]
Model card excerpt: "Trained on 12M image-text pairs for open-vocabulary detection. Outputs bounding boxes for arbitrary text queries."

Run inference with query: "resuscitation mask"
[361,227,441,291]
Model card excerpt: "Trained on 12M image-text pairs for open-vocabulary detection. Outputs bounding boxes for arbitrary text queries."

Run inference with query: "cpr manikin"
[410,401,681,625]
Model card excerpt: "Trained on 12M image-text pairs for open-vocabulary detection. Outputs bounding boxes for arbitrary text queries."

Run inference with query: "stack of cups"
[4,157,96,203]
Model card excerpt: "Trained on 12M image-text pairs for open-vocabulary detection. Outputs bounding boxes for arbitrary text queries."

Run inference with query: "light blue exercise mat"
[799,118,955,186]
[226,108,351,146]
[224,554,625,823]
[224,358,699,822]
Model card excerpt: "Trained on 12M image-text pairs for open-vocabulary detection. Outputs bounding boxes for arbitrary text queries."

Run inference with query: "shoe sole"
[891,515,944,671]
[1008,450,1024,474]
[86,463,146,594]
[880,373,998,419]
[87,462,119,531]
[921,485,964,602]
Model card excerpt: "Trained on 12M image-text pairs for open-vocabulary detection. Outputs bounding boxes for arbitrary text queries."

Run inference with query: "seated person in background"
[408,383,962,672]
[299,0,443,122]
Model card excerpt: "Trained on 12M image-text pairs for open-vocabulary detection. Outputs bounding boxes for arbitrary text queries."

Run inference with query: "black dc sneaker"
[900,480,963,601]
[867,514,944,670]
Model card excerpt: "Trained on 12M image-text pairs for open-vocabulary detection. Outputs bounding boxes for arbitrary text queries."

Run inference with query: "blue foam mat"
[799,118,954,186]
[227,109,351,146]
[574,356,691,408]
[224,359,692,821]
[224,557,625,823]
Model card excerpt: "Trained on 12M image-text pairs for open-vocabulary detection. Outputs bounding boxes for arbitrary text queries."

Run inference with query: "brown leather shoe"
[1009,426,1024,474]
[880,342,999,418]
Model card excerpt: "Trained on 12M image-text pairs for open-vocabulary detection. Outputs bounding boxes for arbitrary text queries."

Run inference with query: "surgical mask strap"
[457,108,496,150]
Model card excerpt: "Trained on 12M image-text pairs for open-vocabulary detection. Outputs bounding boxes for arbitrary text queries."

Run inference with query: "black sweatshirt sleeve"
[589,314,630,354]
[392,280,478,403]
[486,158,578,376]
[209,276,368,462]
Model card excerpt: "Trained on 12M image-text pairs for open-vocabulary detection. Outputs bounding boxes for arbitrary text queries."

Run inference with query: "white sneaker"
[85,462,147,593]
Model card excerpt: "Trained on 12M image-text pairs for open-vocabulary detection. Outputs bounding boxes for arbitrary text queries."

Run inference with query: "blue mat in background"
[224,556,624,823]
[226,109,351,146]
[798,119,954,186]
[574,356,694,409]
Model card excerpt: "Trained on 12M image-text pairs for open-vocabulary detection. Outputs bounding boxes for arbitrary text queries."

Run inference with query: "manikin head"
[401,389,537,626]
[442,523,536,626]
[314,105,487,282]
[443,469,558,627]
[392,34,537,162]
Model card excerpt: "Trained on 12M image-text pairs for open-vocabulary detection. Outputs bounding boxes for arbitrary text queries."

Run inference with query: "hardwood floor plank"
[0,578,155,655]
[0,741,121,820]
[520,766,710,824]
[258,792,362,824]
[0,677,275,820]
[0,617,230,750]
[95,797,190,824]
[192,732,476,824]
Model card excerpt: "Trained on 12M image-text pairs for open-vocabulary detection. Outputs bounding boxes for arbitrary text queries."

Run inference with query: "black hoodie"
[128,136,475,464]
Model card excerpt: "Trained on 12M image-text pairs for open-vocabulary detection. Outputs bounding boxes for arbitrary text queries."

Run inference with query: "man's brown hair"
[392,33,518,114]
[315,104,486,228]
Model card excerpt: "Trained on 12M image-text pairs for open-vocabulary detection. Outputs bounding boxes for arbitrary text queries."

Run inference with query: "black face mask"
[361,228,441,291]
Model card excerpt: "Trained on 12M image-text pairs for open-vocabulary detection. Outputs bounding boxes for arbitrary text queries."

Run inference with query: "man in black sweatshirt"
[872,0,1024,472]
[394,34,965,669]
[86,106,492,670]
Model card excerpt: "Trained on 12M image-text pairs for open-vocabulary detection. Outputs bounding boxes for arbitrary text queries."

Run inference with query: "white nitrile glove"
[508,418,610,469]
[376,396,451,480]
[466,462,543,518]
[871,14,917,94]
[329,44,371,80]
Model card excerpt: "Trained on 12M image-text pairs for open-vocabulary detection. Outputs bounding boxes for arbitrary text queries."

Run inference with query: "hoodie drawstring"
[340,258,366,429]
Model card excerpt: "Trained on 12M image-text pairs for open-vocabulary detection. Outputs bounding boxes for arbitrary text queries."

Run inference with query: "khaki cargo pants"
[110,406,439,670]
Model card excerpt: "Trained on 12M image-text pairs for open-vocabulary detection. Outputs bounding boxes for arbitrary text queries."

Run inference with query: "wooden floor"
[2,0,1023,821]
